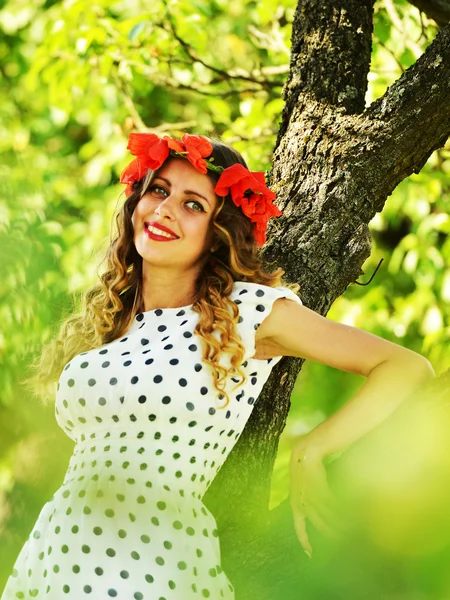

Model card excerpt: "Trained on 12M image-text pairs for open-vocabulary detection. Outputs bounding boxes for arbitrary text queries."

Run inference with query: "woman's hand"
[289,438,338,557]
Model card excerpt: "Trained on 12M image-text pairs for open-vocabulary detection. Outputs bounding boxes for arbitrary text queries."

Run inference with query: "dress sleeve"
[231,282,303,362]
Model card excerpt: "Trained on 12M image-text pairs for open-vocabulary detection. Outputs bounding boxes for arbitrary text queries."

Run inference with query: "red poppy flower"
[126,133,170,170]
[165,136,185,154]
[120,157,147,197]
[181,134,213,174]
[214,164,282,245]
[120,133,215,195]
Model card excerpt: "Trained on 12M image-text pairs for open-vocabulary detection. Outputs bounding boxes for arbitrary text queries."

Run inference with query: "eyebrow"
[154,176,211,206]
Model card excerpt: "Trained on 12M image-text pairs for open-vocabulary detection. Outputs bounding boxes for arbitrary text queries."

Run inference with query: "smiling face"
[131,158,220,274]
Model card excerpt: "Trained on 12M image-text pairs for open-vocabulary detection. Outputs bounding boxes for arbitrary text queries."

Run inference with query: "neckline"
[132,281,248,320]
[134,303,193,319]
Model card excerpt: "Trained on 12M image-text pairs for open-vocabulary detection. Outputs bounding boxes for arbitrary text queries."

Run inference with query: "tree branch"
[279,0,375,134]
[269,18,450,306]
[115,58,277,98]
[160,8,282,91]
[354,21,450,204]
[406,0,450,26]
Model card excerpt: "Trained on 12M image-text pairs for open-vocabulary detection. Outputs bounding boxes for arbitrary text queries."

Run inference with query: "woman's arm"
[257,297,436,555]
[288,354,434,557]
[295,355,435,461]
[257,297,433,376]
[257,297,436,458]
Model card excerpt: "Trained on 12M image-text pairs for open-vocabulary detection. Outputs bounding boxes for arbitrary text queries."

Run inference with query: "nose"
[154,194,176,219]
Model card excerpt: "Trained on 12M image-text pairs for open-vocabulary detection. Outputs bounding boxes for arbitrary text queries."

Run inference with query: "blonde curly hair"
[21,136,299,409]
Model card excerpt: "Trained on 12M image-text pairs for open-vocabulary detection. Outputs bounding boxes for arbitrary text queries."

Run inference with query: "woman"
[1,132,435,599]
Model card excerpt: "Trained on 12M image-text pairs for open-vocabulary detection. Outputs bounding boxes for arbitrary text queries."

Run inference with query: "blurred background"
[1,0,449,596]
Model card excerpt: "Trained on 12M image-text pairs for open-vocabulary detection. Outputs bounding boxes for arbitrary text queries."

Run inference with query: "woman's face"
[131,158,219,272]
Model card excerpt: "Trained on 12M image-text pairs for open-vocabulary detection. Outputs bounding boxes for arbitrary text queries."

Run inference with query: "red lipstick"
[144,222,179,242]
[145,221,179,238]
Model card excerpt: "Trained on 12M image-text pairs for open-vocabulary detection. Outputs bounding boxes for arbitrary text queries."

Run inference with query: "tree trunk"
[203,1,450,598]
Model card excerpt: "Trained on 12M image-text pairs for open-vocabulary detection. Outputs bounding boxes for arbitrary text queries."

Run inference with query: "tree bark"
[203,1,450,598]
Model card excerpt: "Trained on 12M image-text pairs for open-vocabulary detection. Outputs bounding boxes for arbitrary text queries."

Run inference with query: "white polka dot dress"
[1,281,302,600]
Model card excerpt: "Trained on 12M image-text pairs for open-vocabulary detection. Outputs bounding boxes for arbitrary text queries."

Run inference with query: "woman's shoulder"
[229,280,302,306]
[225,281,302,362]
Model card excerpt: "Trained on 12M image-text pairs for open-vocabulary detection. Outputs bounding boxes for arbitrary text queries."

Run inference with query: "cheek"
[132,198,151,222]
[131,209,139,230]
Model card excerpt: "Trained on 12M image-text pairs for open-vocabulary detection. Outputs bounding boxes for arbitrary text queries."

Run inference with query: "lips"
[144,221,179,239]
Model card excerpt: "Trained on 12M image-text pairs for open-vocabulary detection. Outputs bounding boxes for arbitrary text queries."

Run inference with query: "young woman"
[1,133,435,599]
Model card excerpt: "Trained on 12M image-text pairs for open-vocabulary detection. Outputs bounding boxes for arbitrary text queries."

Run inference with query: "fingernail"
[304,549,312,559]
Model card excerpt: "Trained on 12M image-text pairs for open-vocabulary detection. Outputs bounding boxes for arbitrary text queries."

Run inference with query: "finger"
[306,477,336,510]
[290,472,339,531]
[292,511,313,556]
[307,506,340,539]
[315,491,338,516]
[311,485,335,507]
[291,472,335,511]
[304,497,346,537]
[313,500,338,523]
[300,484,338,521]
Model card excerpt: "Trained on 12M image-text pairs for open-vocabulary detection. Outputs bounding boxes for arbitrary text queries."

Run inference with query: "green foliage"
[0,0,448,593]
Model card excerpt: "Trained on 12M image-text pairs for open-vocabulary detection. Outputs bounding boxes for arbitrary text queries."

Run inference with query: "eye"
[149,185,205,212]
[186,200,205,212]
[149,185,168,197]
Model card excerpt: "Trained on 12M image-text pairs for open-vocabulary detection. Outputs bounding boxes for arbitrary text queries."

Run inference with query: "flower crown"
[120,132,282,246]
